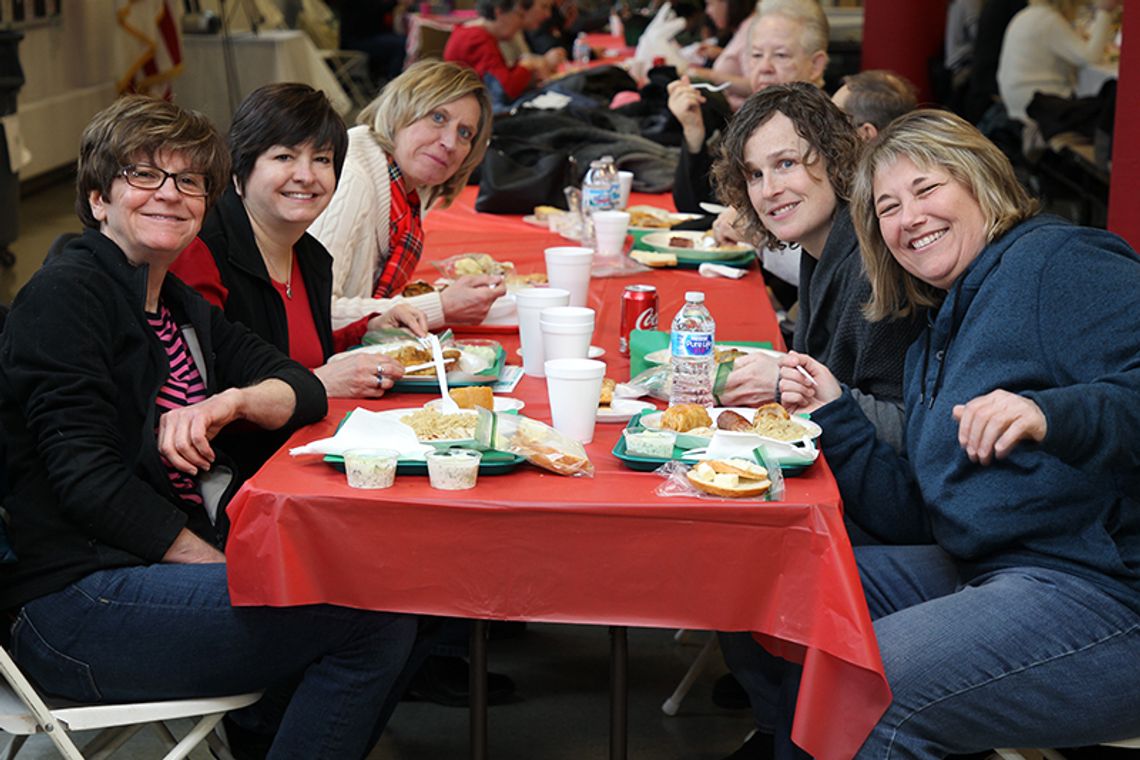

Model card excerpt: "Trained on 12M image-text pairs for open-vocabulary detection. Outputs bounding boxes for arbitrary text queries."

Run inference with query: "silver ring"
[376,364,384,386]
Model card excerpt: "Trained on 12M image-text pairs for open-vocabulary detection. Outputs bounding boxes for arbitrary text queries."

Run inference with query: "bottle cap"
[684,291,705,303]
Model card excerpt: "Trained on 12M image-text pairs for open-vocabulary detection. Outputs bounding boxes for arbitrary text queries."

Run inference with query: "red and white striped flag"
[117,0,184,99]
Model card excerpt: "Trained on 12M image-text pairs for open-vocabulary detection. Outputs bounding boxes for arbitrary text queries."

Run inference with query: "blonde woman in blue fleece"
[719,108,1140,759]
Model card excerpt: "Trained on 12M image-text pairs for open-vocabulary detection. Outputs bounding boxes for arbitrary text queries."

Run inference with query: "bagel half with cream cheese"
[686,459,771,498]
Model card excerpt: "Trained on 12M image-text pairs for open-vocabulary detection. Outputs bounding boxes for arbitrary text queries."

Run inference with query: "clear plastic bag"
[621,365,671,401]
[474,409,595,477]
[432,253,515,279]
[653,448,784,501]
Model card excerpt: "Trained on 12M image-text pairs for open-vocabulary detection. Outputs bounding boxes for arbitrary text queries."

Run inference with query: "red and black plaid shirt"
[373,157,424,297]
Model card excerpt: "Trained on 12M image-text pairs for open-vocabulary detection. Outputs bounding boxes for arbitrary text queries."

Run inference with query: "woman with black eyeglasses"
[0,96,422,759]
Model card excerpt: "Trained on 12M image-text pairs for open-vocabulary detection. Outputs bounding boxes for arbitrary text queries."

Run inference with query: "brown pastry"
[449,386,495,410]
[401,280,436,297]
[716,410,753,432]
[598,378,616,407]
[660,403,713,433]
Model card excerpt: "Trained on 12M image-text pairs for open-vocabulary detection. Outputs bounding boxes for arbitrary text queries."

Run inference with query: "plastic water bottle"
[598,154,621,209]
[573,33,590,67]
[669,291,716,407]
[581,159,614,245]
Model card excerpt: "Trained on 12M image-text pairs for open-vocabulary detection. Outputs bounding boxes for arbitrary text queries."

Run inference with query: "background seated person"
[711,83,924,451]
[525,0,610,57]
[443,0,548,110]
[831,69,919,140]
[308,61,504,331]
[670,0,829,213]
[0,95,421,760]
[722,108,1140,760]
[686,0,758,110]
[501,0,568,77]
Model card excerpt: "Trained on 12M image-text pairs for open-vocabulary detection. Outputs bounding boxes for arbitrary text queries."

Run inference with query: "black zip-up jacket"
[0,229,327,609]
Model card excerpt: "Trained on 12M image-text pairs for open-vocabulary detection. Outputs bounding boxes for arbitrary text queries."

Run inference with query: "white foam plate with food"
[643,344,785,366]
[626,206,703,230]
[640,231,754,261]
[425,396,524,413]
[638,407,821,449]
[597,398,656,423]
[370,407,480,449]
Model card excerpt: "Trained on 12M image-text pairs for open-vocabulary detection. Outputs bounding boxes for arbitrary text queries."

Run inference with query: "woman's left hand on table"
[952,389,1047,465]
[777,352,840,414]
[369,302,429,337]
[316,352,405,399]
[440,274,506,324]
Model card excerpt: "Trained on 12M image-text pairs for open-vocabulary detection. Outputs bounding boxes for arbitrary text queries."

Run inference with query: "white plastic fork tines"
[691,81,730,92]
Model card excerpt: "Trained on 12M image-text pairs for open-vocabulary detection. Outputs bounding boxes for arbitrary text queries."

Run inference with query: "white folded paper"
[698,262,748,279]
[289,408,433,458]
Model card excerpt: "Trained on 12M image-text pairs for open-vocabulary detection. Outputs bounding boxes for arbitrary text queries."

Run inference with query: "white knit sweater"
[996,4,1115,123]
[308,125,446,330]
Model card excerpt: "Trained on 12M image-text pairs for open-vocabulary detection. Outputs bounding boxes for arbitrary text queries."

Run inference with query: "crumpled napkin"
[699,262,747,279]
[289,408,433,458]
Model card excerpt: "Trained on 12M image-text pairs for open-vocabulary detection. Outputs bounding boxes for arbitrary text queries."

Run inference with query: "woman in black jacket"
[0,95,420,760]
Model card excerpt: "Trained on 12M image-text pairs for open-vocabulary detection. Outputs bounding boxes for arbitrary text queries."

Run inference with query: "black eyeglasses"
[120,163,210,198]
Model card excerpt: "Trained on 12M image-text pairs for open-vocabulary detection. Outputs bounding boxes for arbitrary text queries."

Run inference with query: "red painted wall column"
[860,0,947,103]
[1108,9,1138,248]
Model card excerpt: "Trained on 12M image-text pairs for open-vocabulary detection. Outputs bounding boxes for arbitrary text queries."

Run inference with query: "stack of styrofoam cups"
[540,306,595,362]
[544,358,607,443]
[591,210,630,263]
[516,287,570,377]
[544,246,593,307]
[617,170,634,209]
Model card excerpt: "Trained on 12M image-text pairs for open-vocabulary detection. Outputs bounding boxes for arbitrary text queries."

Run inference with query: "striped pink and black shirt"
[147,303,207,509]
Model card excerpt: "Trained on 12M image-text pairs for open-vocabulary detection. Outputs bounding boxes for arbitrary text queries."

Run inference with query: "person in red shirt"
[171,83,428,404]
[444,0,548,109]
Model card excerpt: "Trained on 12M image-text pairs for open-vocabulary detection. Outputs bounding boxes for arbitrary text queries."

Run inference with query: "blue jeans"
[721,545,1140,759]
[10,563,423,760]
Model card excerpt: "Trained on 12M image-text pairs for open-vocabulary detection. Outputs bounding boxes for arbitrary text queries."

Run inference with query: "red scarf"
[373,156,424,297]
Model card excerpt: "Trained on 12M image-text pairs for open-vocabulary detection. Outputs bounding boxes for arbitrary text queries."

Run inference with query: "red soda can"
[620,284,658,356]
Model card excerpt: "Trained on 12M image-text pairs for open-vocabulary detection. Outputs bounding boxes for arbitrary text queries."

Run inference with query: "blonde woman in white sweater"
[996,0,1121,124]
[309,60,500,330]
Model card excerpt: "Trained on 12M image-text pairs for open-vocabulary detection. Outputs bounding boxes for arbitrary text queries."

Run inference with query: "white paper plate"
[643,344,785,365]
[597,398,656,423]
[480,294,518,326]
[517,345,605,359]
[638,407,821,449]
[626,205,703,230]
[640,230,754,260]
[425,396,525,413]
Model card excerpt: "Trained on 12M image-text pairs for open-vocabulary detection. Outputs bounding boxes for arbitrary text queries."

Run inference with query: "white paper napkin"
[289,408,433,458]
[698,262,747,279]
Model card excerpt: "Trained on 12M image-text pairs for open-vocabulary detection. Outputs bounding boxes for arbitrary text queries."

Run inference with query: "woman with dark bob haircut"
[0,96,423,758]
[729,109,1140,759]
[709,82,923,451]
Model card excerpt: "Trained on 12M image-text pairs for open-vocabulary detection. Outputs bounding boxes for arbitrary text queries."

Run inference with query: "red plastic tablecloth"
[224,191,890,760]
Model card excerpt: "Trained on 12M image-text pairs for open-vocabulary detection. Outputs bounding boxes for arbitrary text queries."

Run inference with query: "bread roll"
[449,386,494,410]
[686,459,771,498]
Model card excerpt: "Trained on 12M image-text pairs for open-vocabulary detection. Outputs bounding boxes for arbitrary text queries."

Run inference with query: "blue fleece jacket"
[813,215,1140,610]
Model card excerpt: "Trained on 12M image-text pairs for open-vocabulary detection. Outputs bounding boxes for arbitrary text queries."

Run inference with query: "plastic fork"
[691,81,731,92]
[427,334,461,413]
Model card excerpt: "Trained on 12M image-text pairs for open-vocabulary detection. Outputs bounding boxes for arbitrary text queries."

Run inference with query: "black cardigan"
[0,229,327,609]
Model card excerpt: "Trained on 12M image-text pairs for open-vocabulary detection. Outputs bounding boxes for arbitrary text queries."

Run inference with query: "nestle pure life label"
[671,331,714,358]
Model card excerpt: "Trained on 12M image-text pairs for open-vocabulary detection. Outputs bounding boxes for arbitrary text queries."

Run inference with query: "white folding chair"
[0,646,261,760]
[661,630,720,716]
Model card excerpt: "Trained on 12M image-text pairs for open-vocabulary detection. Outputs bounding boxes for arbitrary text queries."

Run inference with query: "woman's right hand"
[162,528,226,564]
[666,76,707,154]
[718,352,780,406]
[440,274,507,324]
[315,352,405,398]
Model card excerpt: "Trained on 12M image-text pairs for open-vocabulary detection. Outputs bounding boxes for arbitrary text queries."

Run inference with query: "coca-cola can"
[620,284,658,356]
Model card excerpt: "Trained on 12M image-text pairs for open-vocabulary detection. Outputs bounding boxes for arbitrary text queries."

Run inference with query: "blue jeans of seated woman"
[10,563,425,760]
[720,545,1140,760]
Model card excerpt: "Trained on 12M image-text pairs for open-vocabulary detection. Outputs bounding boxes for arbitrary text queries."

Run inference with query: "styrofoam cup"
[617,170,634,209]
[544,246,593,307]
[515,287,571,377]
[592,210,630,261]
[544,358,606,443]
[541,307,595,362]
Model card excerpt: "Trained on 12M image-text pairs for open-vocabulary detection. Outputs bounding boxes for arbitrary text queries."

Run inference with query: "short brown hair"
[840,70,918,132]
[76,95,228,229]
[852,109,1039,321]
[358,60,493,208]
[712,82,860,251]
[228,83,348,192]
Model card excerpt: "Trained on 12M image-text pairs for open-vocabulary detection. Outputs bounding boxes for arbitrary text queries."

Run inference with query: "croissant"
[660,403,713,433]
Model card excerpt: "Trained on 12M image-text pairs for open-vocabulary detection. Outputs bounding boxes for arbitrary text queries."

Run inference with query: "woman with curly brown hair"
[711,82,924,451]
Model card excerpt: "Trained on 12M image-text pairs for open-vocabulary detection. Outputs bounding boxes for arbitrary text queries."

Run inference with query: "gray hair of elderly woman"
[76,95,229,229]
[757,0,830,55]
[357,60,493,208]
[228,83,348,193]
[476,0,534,20]
[852,109,1039,321]
[711,82,860,253]
[840,70,918,132]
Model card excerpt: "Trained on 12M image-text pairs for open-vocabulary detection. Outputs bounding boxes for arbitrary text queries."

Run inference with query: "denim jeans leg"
[11,563,418,760]
[855,565,1140,760]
